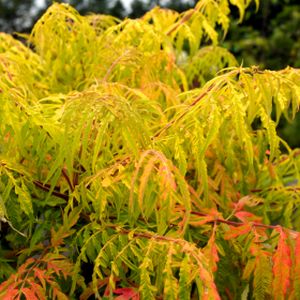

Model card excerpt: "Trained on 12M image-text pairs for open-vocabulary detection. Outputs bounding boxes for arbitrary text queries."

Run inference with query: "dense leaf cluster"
[0,0,300,299]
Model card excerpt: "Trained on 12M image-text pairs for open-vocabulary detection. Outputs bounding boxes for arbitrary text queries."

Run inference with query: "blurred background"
[0,0,300,147]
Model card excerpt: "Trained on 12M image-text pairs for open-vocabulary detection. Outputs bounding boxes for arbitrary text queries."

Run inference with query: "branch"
[61,167,74,191]
[107,225,190,245]
[33,180,69,200]
[187,210,298,238]
[152,84,215,138]
[106,208,298,241]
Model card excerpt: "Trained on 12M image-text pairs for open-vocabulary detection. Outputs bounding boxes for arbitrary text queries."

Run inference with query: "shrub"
[0,1,300,299]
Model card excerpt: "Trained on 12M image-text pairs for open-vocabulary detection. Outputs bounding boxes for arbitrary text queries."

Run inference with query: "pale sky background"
[27,0,192,30]
[35,0,194,13]
[35,0,140,12]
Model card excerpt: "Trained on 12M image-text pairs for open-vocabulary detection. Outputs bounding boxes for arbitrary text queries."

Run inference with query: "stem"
[107,208,299,241]
[153,84,214,138]
[62,167,74,191]
[33,180,69,200]
[187,210,299,238]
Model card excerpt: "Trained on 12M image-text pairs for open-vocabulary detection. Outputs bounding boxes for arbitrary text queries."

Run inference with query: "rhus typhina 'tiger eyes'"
[0,0,300,299]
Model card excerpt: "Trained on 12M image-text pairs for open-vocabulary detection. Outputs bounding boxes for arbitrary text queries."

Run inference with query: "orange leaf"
[204,225,219,272]
[272,228,291,300]
[197,262,221,300]
[34,268,47,289]
[202,281,221,300]
[22,287,39,300]
[0,276,18,294]
[29,282,47,300]
[190,208,224,226]
[18,258,35,274]
[3,287,19,300]
[224,224,252,240]
[189,215,215,226]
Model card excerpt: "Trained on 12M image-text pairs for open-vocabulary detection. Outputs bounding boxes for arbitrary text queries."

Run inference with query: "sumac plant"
[0,0,300,299]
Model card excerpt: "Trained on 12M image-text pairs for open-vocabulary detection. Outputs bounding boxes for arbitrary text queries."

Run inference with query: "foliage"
[225,0,300,70]
[224,0,300,148]
[0,0,300,299]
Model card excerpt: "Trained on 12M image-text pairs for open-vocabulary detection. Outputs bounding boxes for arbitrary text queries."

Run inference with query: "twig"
[33,180,69,200]
[187,210,299,238]
[106,208,299,240]
[152,84,214,138]
[166,9,195,36]
[62,167,74,191]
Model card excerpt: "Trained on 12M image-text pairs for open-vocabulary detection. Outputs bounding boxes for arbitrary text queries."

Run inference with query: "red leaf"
[292,233,300,297]
[114,287,139,300]
[3,287,19,300]
[224,224,252,240]
[272,227,291,300]
[21,287,39,300]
